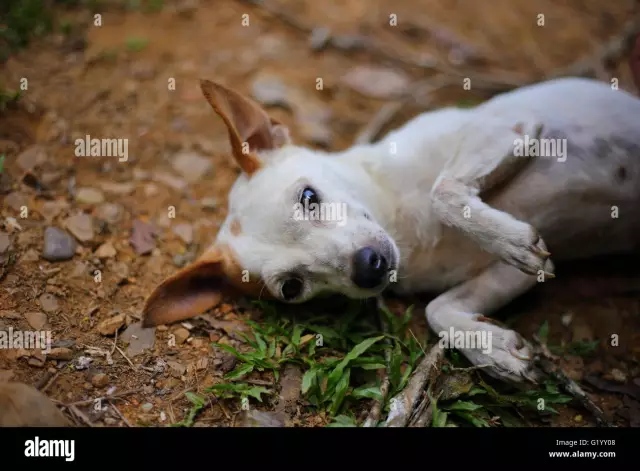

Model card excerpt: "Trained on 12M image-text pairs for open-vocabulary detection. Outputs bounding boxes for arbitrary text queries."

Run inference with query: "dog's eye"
[281,277,303,300]
[300,187,320,206]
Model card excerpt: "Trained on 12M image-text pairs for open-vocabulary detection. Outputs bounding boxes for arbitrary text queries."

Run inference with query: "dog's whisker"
[257,280,269,302]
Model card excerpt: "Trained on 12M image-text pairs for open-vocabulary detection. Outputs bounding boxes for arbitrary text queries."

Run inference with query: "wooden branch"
[385,343,444,427]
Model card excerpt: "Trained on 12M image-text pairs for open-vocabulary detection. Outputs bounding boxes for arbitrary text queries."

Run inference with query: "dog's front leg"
[426,259,552,383]
[430,119,553,276]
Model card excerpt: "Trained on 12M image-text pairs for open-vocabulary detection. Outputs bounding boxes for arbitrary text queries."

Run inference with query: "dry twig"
[409,402,433,427]
[55,388,144,407]
[110,402,132,427]
[69,405,94,427]
[385,343,444,427]
[363,298,392,427]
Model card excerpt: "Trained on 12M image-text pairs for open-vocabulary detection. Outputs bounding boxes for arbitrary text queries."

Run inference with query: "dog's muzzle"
[351,247,389,289]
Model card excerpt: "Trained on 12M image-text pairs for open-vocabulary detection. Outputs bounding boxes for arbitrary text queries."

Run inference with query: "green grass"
[174,301,575,427]
[0,0,54,61]
[537,320,600,357]
[125,36,148,52]
[124,0,164,12]
[0,88,22,111]
[456,98,483,108]
[0,0,106,63]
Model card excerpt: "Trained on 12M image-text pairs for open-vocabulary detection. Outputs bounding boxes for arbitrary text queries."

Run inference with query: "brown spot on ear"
[230,218,242,236]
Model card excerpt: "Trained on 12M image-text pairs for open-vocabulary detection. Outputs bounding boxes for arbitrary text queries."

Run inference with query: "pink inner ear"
[199,79,274,174]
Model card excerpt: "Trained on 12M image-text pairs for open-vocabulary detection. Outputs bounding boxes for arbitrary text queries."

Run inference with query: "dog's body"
[339,78,640,295]
[142,77,640,383]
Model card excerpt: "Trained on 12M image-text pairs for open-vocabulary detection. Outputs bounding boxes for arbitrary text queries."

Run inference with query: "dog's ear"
[141,247,231,327]
[200,79,291,175]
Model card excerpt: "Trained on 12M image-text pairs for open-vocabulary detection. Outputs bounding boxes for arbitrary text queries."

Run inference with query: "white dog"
[142,77,640,383]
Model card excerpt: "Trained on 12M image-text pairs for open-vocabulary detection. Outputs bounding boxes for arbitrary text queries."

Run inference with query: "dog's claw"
[522,369,540,384]
[534,249,551,257]
[475,314,506,328]
[509,346,531,361]
[544,271,555,279]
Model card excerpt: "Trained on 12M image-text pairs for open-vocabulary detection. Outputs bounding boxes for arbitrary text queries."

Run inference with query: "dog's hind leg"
[430,118,554,276]
[426,257,553,383]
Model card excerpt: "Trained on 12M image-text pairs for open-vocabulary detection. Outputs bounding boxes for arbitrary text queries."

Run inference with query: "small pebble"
[42,227,77,261]
[76,187,105,205]
[172,327,190,345]
[48,347,74,361]
[91,373,109,388]
[95,242,117,259]
[97,313,126,336]
[200,197,218,210]
[39,294,59,314]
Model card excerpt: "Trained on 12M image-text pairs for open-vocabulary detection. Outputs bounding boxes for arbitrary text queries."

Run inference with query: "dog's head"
[141,80,399,327]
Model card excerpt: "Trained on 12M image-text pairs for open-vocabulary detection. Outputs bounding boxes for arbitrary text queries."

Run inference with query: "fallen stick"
[109,402,132,427]
[54,388,144,407]
[363,298,392,427]
[547,18,640,81]
[410,402,433,427]
[362,360,391,427]
[68,405,94,427]
[532,335,614,428]
[385,343,444,427]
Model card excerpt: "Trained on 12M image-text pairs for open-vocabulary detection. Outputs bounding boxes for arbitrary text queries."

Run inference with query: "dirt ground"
[1,0,640,427]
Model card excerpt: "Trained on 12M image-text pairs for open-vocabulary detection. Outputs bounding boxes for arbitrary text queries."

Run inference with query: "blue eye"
[300,187,320,206]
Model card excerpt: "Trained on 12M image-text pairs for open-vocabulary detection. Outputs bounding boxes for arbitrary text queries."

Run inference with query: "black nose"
[351,247,388,289]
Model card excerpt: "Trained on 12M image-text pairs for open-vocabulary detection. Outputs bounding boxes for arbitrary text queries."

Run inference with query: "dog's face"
[141,80,398,327]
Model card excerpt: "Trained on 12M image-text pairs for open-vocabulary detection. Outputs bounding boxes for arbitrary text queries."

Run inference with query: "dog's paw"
[491,221,553,277]
[450,315,541,383]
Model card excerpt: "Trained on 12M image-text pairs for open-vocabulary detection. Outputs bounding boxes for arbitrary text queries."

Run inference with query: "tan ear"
[200,79,289,175]
[142,248,230,327]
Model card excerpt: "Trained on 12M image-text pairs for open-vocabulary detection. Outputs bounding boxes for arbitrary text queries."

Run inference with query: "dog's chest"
[390,215,495,295]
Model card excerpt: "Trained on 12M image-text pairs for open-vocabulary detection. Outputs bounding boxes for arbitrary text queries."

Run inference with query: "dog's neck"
[330,143,400,223]
[328,133,449,261]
